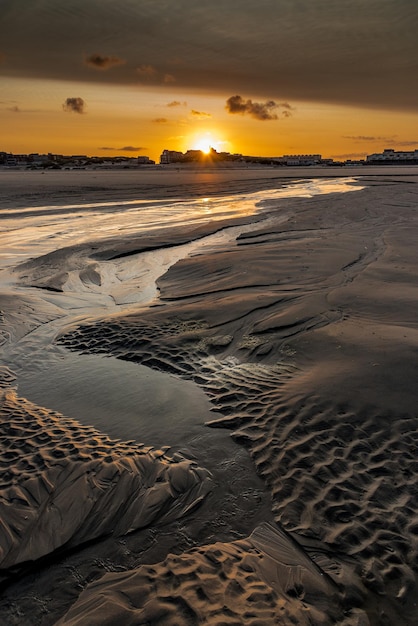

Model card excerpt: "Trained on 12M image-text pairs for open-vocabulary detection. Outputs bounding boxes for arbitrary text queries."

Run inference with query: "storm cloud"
[1,1,417,112]
[63,97,85,114]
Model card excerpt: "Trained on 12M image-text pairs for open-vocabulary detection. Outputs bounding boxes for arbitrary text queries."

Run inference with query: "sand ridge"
[0,389,212,573]
[57,522,369,626]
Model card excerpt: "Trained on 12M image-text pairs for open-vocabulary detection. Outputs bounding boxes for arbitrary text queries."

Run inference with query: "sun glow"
[196,140,212,154]
[190,132,226,154]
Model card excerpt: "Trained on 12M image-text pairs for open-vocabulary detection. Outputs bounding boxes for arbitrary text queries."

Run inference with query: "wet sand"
[3,164,418,209]
[1,168,418,625]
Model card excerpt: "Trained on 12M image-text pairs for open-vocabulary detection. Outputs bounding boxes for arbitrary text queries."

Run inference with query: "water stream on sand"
[0,177,362,449]
[0,176,366,623]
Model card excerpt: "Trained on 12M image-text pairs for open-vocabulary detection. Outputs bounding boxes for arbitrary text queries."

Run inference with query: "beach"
[1,167,418,625]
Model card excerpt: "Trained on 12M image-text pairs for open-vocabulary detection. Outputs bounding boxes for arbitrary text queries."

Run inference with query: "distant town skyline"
[3,146,418,169]
[1,1,418,162]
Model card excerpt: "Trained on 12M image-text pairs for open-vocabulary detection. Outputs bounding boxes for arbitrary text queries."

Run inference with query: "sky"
[1,0,418,162]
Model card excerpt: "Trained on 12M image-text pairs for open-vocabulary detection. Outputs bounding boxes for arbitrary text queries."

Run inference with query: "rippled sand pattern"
[58,316,418,619]
[58,522,371,626]
[0,389,212,571]
[57,178,418,623]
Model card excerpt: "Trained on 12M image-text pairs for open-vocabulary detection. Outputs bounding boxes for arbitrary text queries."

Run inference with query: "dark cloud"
[152,117,167,123]
[191,109,211,118]
[226,95,282,121]
[8,105,20,113]
[333,152,368,159]
[166,100,187,107]
[99,146,145,152]
[84,53,126,70]
[63,97,85,114]
[1,1,417,112]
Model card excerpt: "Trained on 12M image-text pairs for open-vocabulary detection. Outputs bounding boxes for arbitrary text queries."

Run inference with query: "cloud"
[166,100,187,107]
[394,140,418,147]
[99,146,146,152]
[136,64,158,79]
[2,101,37,113]
[1,1,417,112]
[63,97,85,114]
[84,53,126,70]
[342,135,396,142]
[333,152,368,159]
[226,95,285,121]
[191,109,211,119]
[343,135,418,147]
[136,65,176,85]
[152,117,168,123]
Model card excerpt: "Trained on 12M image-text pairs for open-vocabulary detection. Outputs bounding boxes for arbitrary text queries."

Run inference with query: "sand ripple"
[58,522,370,625]
[58,286,418,620]
[6,176,418,623]
[0,389,212,572]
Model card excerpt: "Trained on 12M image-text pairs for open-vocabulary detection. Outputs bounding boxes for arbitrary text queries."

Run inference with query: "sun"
[193,137,213,154]
[190,132,226,154]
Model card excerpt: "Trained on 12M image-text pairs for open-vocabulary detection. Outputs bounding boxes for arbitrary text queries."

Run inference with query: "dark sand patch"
[56,178,418,624]
[16,353,214,448]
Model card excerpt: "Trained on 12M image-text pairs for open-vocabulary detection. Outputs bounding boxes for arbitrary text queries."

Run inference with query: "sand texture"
[0,389,212,572]
[57,522,369,626]
[55,177,418,624]
[2,170,418,624]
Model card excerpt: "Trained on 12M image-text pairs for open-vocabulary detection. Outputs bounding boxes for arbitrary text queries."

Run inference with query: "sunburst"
[190,133,225,154]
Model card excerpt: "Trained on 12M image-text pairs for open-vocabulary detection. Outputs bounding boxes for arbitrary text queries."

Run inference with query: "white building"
[367,148,418,163]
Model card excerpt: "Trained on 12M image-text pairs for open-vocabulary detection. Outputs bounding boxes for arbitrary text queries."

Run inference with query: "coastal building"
[160,149,185,164]
[137,156,155,165]
[275,154,322,166]
[366,148,418,164]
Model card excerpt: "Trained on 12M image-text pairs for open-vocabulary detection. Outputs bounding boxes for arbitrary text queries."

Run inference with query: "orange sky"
[1,1,418,162]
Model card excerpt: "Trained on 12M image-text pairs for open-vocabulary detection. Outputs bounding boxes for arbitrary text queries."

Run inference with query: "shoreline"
[1,165,418,210]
